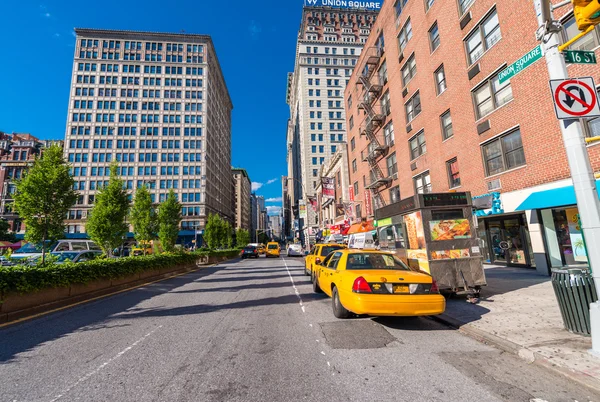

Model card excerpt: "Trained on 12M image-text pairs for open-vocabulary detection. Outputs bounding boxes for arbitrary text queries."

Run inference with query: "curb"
[430,313,600,394]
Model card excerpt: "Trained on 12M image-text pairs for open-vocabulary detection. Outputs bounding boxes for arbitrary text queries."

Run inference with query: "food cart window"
[431,209,464,220]
[378,223,406,251]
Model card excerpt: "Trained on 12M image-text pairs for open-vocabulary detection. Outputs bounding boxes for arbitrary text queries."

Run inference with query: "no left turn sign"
[550,77,600,119]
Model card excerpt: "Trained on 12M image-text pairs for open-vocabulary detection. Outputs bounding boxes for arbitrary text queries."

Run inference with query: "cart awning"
[347,220,375,235]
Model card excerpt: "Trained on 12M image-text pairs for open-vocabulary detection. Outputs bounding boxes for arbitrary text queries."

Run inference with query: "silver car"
[287,244,304,257]
[25,250,103,265]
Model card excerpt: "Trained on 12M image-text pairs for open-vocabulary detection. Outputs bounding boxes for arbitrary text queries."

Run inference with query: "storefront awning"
[515,179,600,211]
[347,220,375,235]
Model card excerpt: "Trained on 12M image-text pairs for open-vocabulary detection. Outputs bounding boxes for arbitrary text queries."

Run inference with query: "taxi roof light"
[352,276,372,293]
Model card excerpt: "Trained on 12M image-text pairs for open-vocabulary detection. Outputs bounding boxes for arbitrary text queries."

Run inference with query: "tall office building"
[286,5,379,247]
[65,29,233,236]
[232,168,251,231]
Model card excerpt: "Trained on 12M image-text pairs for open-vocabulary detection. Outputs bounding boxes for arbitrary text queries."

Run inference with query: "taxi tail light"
[352,276,372,293]
[430,279,440,293]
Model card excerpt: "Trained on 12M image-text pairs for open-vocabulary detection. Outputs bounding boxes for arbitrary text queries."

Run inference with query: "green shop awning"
[515,179,600,211]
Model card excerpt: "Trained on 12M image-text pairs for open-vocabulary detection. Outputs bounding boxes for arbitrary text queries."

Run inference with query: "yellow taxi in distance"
[257,244,266,255]
[265,242,280,258]
[305,243,347,277]
[312,249,445,318]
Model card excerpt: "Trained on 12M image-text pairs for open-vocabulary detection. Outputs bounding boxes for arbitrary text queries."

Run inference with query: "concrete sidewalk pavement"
[434,264,600,392]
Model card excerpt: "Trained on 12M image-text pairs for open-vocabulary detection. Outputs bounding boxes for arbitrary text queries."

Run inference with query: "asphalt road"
[1,255,598,402]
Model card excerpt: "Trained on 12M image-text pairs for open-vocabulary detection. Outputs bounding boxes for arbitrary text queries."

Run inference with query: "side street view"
[6,0,600,400]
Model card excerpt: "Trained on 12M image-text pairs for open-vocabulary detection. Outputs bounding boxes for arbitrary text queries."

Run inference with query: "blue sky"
[0,0,303,215]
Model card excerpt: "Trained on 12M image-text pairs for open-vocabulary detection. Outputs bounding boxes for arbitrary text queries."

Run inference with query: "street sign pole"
[535,0,600,355]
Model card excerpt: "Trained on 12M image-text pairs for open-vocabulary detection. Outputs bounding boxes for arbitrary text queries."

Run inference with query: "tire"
[312,272,323,293]
[332,287,351,319]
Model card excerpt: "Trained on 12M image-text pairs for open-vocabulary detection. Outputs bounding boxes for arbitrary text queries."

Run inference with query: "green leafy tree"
[258,231,270,245]
[224,221,233,249]
[236,229,250,248]
[13,144,77,263]
[205,213,229,249]
[158,189,181,252]
[86,163,130,257]
[130,185,156,254]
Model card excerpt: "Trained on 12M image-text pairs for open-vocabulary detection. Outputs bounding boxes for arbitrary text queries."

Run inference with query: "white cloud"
[266,178,278,185]
[266,206,282,215]
[266,197,282,203]
[248,20,262,39]
[44,12,51,17]
[251,182,263,191]
[54,33,60,37]
[71,31,76,38]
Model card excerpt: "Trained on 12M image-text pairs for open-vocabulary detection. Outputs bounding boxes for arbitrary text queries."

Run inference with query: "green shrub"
[0,250,240,294]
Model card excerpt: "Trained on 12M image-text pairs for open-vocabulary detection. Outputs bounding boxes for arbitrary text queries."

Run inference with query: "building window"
[376,34,385,54]
[447,158,461,188]
[472,70,513,119]
[381,91,391,115]
[352,158,357,172]
[349,115,354,129]
[414,171,432,194]
[386,153,398,177]
[398,19,413,52]
[405,91,422,123]
[458,0,475,15]
[384,122,395,145]
[434,65,447,95]
[585,114,600,138]
[353,181,359,197]
[389,185,401,203]
[350,136,356,150]
[440,110,453,140]
[409,131,426,160]
[465,9,501,65]
[429,22,440,52]
[355,204,362,219]
[378,60,388,86]
[426,0,435,11]
[482,129,525,176]
[401,54,417,87]
[562,15,600,51]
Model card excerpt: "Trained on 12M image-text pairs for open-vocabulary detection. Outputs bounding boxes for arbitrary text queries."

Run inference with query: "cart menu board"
[429,219,472,241]
[403,211,430,273]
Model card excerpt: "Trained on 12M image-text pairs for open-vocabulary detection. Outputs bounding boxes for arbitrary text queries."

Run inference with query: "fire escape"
[357,47,391,209]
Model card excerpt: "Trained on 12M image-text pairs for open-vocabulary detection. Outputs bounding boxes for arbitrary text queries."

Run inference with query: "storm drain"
[320,320,396,349]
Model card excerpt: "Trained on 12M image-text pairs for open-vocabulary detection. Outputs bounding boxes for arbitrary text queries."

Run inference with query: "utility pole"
[534,0,600,354]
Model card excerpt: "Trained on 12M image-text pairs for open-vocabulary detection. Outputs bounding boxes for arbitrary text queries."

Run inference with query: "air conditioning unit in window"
[487,178,501,191]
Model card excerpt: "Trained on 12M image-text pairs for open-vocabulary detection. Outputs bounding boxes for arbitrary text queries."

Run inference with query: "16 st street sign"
[498,45,543,85]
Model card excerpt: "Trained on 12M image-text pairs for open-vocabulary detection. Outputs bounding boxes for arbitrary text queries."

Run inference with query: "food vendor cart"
[374,192,486,297]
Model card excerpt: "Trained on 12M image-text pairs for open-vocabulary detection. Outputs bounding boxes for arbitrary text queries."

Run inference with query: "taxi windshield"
[321,246,344,256]
[346,253,412,271]
[267,244,278,249]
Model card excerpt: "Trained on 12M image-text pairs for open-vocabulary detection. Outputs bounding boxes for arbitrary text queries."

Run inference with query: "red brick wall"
[346,0,600,218]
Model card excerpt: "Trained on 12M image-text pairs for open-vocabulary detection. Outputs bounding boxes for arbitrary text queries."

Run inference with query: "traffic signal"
[573,0,600,31]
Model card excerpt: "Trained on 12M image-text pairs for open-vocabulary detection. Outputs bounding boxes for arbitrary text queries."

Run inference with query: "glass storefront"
[541,206,588,267]
[479,214,533,267]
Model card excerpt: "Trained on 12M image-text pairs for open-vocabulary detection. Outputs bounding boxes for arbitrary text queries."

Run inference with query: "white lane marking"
[320,351,326,356]
[283,258,305,313]
[327,361,331,367]
[309,324,313,328]
[49,325,163,402]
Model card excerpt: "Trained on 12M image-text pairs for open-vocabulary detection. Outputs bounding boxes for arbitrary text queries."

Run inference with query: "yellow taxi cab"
[312,249,445,318]
[265,242,280,258]
[258,244,266,255]
[304,243,346,277]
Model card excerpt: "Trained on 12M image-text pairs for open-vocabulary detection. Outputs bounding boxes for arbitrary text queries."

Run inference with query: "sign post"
[535,0,600,356]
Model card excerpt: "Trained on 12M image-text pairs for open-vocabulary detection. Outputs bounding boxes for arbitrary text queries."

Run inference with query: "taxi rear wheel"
[312,272,323,293]
[332,286,351,319]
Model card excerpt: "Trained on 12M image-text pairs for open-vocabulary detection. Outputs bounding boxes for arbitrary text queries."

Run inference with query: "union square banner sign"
[304,0,382,9]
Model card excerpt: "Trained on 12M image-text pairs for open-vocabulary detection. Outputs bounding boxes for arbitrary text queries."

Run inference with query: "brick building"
[232,168,251,231]
[345,0,600,275]
[0,132,62,234]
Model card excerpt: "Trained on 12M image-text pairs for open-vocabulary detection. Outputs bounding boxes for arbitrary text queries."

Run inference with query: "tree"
[157,189,181,253]
[130,185,156,254]
[236,228,250,248]
[224,221,233,249]
[203,213,220,250]
[0,219,16,243]
[86,163,130,257]
[13,144,77,263]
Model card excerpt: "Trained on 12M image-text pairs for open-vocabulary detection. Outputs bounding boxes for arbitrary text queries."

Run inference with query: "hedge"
[0,249,241,294]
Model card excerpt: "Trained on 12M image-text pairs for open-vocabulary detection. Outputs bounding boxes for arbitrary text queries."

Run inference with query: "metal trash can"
[551,268,598,336]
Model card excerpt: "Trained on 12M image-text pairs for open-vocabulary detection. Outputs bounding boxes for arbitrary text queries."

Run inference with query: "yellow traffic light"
[573,0,600,31]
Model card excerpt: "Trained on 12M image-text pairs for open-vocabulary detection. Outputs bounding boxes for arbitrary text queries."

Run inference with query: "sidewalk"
[434,264,600,392]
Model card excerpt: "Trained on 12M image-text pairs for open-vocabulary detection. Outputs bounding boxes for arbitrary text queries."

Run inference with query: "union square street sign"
[498,45,543,85]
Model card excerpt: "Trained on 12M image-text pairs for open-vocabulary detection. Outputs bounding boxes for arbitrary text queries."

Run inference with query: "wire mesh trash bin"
[551,268,598,336]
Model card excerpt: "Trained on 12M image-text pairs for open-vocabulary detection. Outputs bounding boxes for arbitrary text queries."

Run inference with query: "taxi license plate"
[393,285,409,294]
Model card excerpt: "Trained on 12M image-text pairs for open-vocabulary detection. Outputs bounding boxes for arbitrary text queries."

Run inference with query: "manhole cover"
[320,320,396,349]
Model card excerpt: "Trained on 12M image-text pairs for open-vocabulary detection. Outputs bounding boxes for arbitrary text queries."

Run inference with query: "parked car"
[287,244,304,257]
[305,243,347,277]
[265,242,280,258]
[312,249,445,319]
[25,250,103,265]
[241,246,259,259]
[10,239,100,263]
